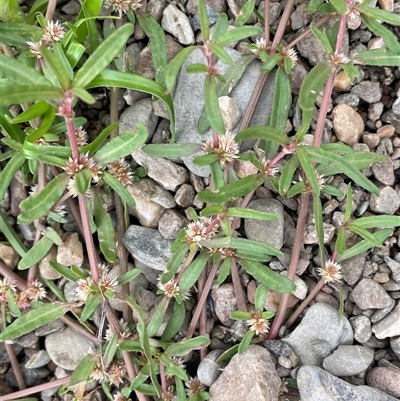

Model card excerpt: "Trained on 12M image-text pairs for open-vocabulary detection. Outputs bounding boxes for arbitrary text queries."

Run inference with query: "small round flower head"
[157,277,180,299]
[76,276,95,301]
[17,291,31,309]
[98,266,118,294]
[104,319,132,343]
[67,177,79,198]
[317,259,342,283]
[203,132,239,165]
[107,362,126,385]
[161,387,176,401]
[282,47,298,67]
[64,153,96,175]
[246,311,270,335]
[185,377,206,397]
[261,158,279,177]
[27,40,43,58]
[75,126,88,147]
[42,21,65,43]
[330,52,351,66]
[0,276,17,295]
[104,0,143,17]
[26,279,46,301]
[107,159,133,187]
[185,216,215,247]
[250,37,268,55]
[316,173,326,191]
[90,363,106,383]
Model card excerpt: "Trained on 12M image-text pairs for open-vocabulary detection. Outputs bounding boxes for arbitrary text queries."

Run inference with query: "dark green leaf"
[358,4,400,26]
[227,207,278,221]
[216,257,232,285]
[311,27,333,54]
[80,292,102,322]
[0,209,27,257]
[344,184,353,223]
[102,172,136,209]
[164,335,211,357]
[163,244,189,282]
[296,146,320,196]
[186,63,209,74]
[180,252,209,294]
[69,353,97,386]
[255,284,267,311]
[230,237,283,257]
[147,296,170,338]
[208,43,233,64]
[74,168,92,195]
[70,86,96,104]
[0,85,63,106]
[215,26,262,47]
[212,13,228,41]
[329,0,347,13]
[142,143,202,158]
[103,333,119,366]
[335,227,347,255]
[313,196,325,265]
[204,75,225,134]
[161,301,186,341]
[200,205,225,216]
[0,152,25,202]
[117,268,141,286]
[210,160,225,190]
[235,0,255,26]
[350,215,400,229]
[347,224,383,247]
[198,0,210,40]
[353,48,400,66]
[230,311,252,320]
[238,330,254,354]
[193,153,219,166]
[279,155,299,196]
[50,262,81,282]
[236,126,289,146]
[10,101,50,124]
[80,122,118,155]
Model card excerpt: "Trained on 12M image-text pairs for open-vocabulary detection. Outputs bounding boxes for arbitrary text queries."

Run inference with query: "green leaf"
[94,190,117,263]
[297,62,332,137]
[161,301,186,341]
[349,215,400,229]
[308,0,325,13]
[235,0,255,26]
[328,0,347,13]
[0,55,50,86]
[361,15,400,55]
[6,288,20,317]
[198,0,210,41]
[311,27,333,54]
[80,122,117,155]
[353,48,400,66]
[65,37,86,69]
[208,44,233,64]
[230,237,283,257]
[338,229,393,262]
[0,152,25,202]
[164,335,211,357]
[147,296,170,337]
[230,311,252,320]
[0,303,69,342]
[163,244,189,282]
[204,75,225,135]
[0,106,25,142]
[313,196,325,265]
[143,143,202,158]
[198,174,264,203]
[227,207,278,221]
[260,53,281,73]
[49,262,81,282]
[175,377,187,401]
[69,353,97,386]
[117,268,141,286]
[323,184,344,197]
[212,13,228,41]
[296,146,320,196]
[347,224,383,247]
[18,173,69,224]
[0,85,63,107]
[216,257,233,285]
[335,227,347,255]
[341,63,360,84]
[0,209,27,257]
[238,259,295,293]
[287,181,306,197]
[18,235,54,270]
[94,124,147,165]
[165,46,198,92]
[103,333,119,366]
[255,284,267,312]
[193,153,219,166]
[73,24,134,88]
[344,184,353,223]
[216,344,239,363]
[200,205,225,216]
[215,26,263,47]
[279,155,299,196]
[137,12,167,85]
[80,292,102,322]
[303,146,380,195]
[119,340,143,352]
[210,160,225,190]
[238,330,254,354]
[10,101,50,124]
[180,252,209,294]
[358,4,400,26]
[70,86,96,104]
[40,44,72,91]
[186,63,209,74]
[80,0,99,53]
[235,126,290,146]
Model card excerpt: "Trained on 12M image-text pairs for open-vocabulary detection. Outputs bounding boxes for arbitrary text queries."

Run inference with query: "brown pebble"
[366,366,400,397]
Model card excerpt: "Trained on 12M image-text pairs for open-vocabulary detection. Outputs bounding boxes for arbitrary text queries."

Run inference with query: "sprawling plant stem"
[269,12,349,339]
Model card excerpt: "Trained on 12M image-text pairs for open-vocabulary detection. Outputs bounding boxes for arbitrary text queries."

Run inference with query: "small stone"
[367,367,400,398]
[234,151,260,178]
[370,186,400,215]
[322,345,374,376]
[304,223,335,244]
[392,97,400,116]
[244,199,284,250]
[123,225,173,272]
[209,346,280,401]
[369,102,384,121]
[377,125,395,138]
[18,223,35,241]
[6,364,51,388]
[161,4,194,45]
[211,284,237,327]
[0,243,19,270]
[363,133,380,149]
[158,209,189,239]
[372,301,400,339]
[57,232,83,267]
[35,319,65,337]
[390,336,400,360]
[351,81,382,103]
[61,0,80,14]
[378,0,394,11]
[333,70,352,91]
[132,148,189,192]
[332,104,364,146]
[350,315,372,343]
[370,299,395,323]
[174,184,195,208]
[352,278,393,309]
[25,350,52,369]
[39,246,61,280]
[280,271,308,300]
[218,96,242,131]
[384,256,400,284]
[334,93,360,108]
[263,340,292,357]
[341,253,366,286]
[64,280,80,303]
[371,157,395,185]
[291,2,312,30]
[45,327,96,370]
[197,349,225,387]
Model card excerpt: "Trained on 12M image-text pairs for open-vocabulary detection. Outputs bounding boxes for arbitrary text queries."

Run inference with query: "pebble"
[158,209,189,240]
[304,222,335,244]
[123,225,173,272]
[174,184,196,208]
[333,93,360,108]
[370,298,395,323]
[197,349,225,387]
[372,301,400,339]
[369,186,400,215]
[283,303,353,366]
[35,319,65,337]
[263,340,292,357]
[132,148,189,192]
[291,2,312,30]
[392,97,400,116]
[322,345,374,376]
[161,4,194,45]
[280,271,308,300]
[369,102,384,121]
[390,336,400,360]
[366,367,400,398]
[332,104,364,146]
[0,243,19,270]
[378,0,394,11]
[211,284,237,327]
[352,278,393,309]
[363,133,380,149]
[333,70,352,91]
[57,232,83,267]
[350,315,372,343]
[6,364,51,388]
[298,365,399,401]
[341,253,366,286]
[377,125,395,138]
[209,345,280,401]
[244,199,284,250]
[371,157,395,186]
[25,349,52,369]
[64,280,81,303]
[350,81,382,103]
[39,246,62,280]
[384,256,400,284]
[218,96,242,131]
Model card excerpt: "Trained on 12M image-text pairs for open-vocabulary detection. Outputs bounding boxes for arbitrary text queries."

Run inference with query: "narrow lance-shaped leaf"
[0,303,70,342]
[357,4,400,26]
[161,301,186,341]
[117,268,141,286]
[0,209,27,257]
[69,353,97,386]
[349,215,400,229]
[0,106,25,143]
[344,184,353,223]
[94,124,147,165]
[335,227,347,255]
[311,27,333,54]
[313,196,325,266]
[80,292,102,322]
[198,0,210,41]
[179,252,209,294]
[255,284,267,312]
[208,43,233,64]
[353,49,400,67]
[296,145,320,197]
[18,235,54,270]
[0,85,63,107]
[147,296,170,338]
[0,152,25,202]
[227,207,278,221]
[204,74,225,135]
[235,0,256,26]
[279,155,299,196]
[230,237,283,257]
[164,335,211,357]
[236,126,290,146]
[347,224,383,247]
[238,330,254,354]
[143,143,202,158]
[73,23,134,88]
[215,26,262,47]
[10,101,50,124]
[50,262,81,282]
[18,173,69,224]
